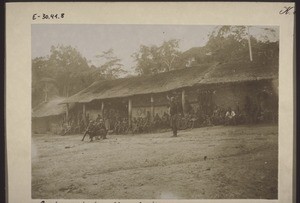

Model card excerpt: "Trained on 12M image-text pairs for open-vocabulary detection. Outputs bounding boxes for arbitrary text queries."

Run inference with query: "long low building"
[61,60,278,127]
[32,96,75,134]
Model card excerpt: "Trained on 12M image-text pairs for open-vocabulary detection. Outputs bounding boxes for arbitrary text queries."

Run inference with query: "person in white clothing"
[225,107,236,125]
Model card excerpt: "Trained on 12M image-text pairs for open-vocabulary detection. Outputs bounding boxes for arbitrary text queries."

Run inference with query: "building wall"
[213,81,277,111]
[212,85,252,110]
[32,115,63,134]
[131,105,169,118]
[32,117,49,134]
[184,80,277,113]
[86,108,102,120]
[152,106,169,117]
[84,100,102,120]
[132,106,150,118]
[131,93,169,118]
[48,115,63,134]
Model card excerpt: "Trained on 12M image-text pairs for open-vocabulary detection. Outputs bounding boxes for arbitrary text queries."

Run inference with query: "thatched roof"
[32,97,74,118]
[62,61,278,104]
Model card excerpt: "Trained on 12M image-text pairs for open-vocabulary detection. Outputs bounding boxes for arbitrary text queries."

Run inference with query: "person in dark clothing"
[168,96,179,137]
[96,114,102,122]
[82,119,107,141]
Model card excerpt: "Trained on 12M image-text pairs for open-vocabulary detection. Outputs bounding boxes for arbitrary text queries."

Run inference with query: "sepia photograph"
[31,24,279,199]
[5,2,295,203]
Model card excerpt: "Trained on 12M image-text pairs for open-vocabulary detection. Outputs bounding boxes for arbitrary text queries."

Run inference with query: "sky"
[32,24,279,74]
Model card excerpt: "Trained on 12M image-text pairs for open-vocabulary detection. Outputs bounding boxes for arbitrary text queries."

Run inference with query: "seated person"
[121,118,129,134]
[211,106,220,125]
[153,113,162,129]
[131,117,139,134]
[161,112,170,128]
[96,119,107,139]
[190,111,198,124]
[225,107,236,125]
[114,119,121,134]
[143,117,151,133]
[96,114,102,122]
[137,117,144,133]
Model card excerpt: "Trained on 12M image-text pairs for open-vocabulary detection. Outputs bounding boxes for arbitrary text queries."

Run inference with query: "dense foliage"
[32,45,126,107]
[132,39,186,75]
[132,26,279,75]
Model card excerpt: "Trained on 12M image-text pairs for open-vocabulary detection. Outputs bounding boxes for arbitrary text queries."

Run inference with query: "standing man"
[167,95,179,137]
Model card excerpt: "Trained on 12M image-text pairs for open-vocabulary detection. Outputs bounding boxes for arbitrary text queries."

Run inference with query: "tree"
[158,39,182,71]
[132,45,161,75]
[132,39,183,75]
[32,45,127,107]
[95,49,127,79]
[205,26,278,63]
[47,45,91,97]
[32,57,59,106]
[181,26,279,66]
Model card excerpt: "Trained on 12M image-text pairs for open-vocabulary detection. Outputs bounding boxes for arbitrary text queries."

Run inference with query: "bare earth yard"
[32,124,278,199]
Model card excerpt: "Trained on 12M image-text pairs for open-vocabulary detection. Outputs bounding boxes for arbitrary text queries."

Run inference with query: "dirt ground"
[32,124,278,199]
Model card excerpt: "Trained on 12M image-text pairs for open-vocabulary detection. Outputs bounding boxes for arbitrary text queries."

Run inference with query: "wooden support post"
[101,101,104,117]
[65,103,69,122]
[151,95,154,121]
[182,89,186,115]
[83,103,86,125]
[128,98,132,127]
[77,110,80,125]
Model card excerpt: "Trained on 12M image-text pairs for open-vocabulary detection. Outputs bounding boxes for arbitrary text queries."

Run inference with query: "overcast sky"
[32,24,279,74]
